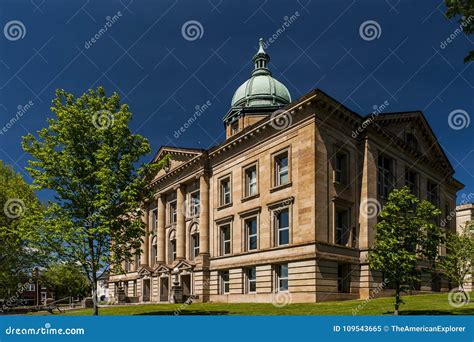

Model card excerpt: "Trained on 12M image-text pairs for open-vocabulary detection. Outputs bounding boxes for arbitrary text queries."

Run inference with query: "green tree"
[0,160,45,301]
[40,264,91,300]
[439,221,474,299]
[368,187,443,315]
[445,0,474,62]
[22,87,166,315]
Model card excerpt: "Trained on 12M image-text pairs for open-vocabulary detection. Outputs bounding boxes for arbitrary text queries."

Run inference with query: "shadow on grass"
[382,308,474,315]
[137,310,229,316]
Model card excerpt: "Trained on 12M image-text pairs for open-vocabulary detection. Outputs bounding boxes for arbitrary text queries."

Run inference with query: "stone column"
[140,208,149,265]
[176,185,186,260]
[157,194,166,263]
[199,174,210,256]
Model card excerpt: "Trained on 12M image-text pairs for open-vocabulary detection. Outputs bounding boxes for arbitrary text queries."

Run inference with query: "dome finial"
[253,38,270,76]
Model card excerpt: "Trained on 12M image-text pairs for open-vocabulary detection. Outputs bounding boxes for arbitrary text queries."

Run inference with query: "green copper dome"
[231,39,291,108]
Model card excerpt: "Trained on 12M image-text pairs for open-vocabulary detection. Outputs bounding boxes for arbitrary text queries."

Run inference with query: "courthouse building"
[108,39,463,303]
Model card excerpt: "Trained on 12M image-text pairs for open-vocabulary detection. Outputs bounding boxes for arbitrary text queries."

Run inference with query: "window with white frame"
[220,270,230,294]
[220,224,231,255]
[245,217,258,251]
[190,191,200,217]
[276,264,288,292]
[169,230,177,263]
[274,208,290,246]
[274,151,289,186]
[151,236,157,264]
[151,208,158,234]
[220,177,231,206]
[169,201,177,224]
[190,224,200,260]
[244,164,257,197]
[246,267,257,293]
[27,283,35,292]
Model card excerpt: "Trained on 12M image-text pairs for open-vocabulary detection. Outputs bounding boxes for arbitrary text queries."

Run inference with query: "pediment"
[137,265,153,277]
[151,146,203,179]
[152,264,172,275]
[173,259,194,272]
[371,111,454,174]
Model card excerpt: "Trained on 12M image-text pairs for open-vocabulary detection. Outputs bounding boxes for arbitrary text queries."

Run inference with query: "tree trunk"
[91,276,99,316]
[394,285,401,316]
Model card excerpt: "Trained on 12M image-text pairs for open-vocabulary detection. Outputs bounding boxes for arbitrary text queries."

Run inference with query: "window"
[151,236,157,264]
[337,264,350,293]
[169,201,177,224]
[231,121,239,135]
[244,165,257,197]
[246,267,257,293]
[220,177,231,206]
[133,280,138,296]
[335,209,349,246]
[406,133,419,151]
[220,270,230,294]
[245,217,258,251]
[191,233,200,260]
[335,152,348,184]
[427,180,439,205]
[151,209,158,234]
[169,232,176,263]
[220,224,231,255]
[125,260,131,272]
[190,191,200,216]
[135,252,140,267]
[274,152,289,186]
[405,169,418,196]
[275,209,290,246]
[276,264,289,292]
[377,155,394,198]
[27,284,35,292]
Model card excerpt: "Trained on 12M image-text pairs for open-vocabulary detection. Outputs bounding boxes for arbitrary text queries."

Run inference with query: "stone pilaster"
[176,185,186,260]
[199,174,210,261]
[140,208,149,265]
[157,194,166,264]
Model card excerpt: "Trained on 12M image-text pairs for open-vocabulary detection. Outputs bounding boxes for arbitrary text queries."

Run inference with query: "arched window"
[168,229,176,263]
[189,223,200,260]
[151,236,157,265]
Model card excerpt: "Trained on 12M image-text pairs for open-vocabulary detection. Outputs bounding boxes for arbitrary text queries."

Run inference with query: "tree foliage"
[40,264,91,300]
[21,87,165,315]
[0,160,45,300]
[439,221,474,291]
[445,0,474,62]
[368,187,443,315]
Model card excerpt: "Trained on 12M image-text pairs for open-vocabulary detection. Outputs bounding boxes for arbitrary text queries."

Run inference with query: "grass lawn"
[34,292,474,316]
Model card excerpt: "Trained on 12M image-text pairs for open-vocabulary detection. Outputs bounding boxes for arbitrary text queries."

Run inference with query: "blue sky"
[0,0,472,202]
